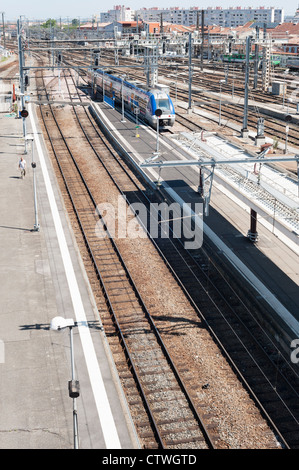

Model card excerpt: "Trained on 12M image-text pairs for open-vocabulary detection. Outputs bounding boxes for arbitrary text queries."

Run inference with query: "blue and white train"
[89,68,175,129]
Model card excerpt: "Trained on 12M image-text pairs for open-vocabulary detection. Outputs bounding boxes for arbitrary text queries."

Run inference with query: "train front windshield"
[157,99,171,112]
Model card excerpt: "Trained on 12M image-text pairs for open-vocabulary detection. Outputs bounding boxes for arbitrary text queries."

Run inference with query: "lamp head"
[50,316,75,331]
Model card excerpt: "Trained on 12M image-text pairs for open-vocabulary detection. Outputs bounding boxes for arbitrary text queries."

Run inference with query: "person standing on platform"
[19,156,26,179]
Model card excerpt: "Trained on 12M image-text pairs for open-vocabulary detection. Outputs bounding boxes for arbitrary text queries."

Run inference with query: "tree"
[41,19,57,29]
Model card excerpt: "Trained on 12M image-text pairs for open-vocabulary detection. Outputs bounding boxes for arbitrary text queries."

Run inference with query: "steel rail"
[76,92,298,448]
[63,69,295,449]
[62,70,217,448]
[37,69,216,449]
[32,58,296,448]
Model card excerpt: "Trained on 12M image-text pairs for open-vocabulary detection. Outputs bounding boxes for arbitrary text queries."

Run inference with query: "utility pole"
[201,9,204,72]
[188,32,193,113]
[196,11,199,58]
[262,22,271,92]
[145,45,158,88]
[17,18,27,153]
[1,12,6,51]
[253,26,259,89]
[160,13,163,36]
[248,209,258,242]
[241,36,251,138]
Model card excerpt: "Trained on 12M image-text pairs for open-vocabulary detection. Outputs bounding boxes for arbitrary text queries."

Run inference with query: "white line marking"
[29,104,122,449]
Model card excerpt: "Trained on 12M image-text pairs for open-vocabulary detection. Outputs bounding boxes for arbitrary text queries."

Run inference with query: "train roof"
[94,68,169,96]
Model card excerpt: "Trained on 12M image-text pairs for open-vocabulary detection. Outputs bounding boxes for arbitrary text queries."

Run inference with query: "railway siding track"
[82,98,299,448]
[32,65,298,449]
[35,70,218,449]
[88,53,299,146]
[65,70,298,449]
[173,87,299,146]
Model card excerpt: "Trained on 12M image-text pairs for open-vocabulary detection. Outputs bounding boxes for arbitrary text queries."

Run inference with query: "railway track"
[162,60,298,110]
[85,49,299,113]
[167,83,299,146]
[35,65,299,448]
[35,68,219,449]
[14,43,296,447]
[80,51,299,146]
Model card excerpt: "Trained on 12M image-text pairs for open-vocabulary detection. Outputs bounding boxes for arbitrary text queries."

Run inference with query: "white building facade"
[100,5,135,23]
[106,6,284,27]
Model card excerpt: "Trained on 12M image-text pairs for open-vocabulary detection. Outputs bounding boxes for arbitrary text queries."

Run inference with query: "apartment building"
[100,5,135,23]
[202,7,284,27]
[101,6,284,28]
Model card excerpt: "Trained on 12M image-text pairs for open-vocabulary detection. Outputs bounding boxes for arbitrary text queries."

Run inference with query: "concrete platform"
[0,108,139,449]
[90,100,299,342]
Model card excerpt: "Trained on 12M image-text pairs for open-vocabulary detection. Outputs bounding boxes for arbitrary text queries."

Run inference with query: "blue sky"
[3,1,298,21]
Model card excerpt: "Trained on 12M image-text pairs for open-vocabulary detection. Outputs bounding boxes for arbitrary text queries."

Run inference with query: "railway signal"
[20,108,29,118]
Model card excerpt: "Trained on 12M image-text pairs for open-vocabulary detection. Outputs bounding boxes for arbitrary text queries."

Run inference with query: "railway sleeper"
[151,403,190,415]
[159,424,203,437]
[118,317,149,326]
[135,420,156,429]
[109,298,138,305]
[164,436,207,446]
[156,417,191,426]
[90,247,118,256]
[142,380,181,392]
[104,279,132,286]
[116,311,146,320]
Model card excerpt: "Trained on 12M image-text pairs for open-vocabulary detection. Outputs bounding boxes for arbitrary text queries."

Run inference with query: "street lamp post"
[25,134,39,232]
[17,19,28,154]
[50,316,80,449]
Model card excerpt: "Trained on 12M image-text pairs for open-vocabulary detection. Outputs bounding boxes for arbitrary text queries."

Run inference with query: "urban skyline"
[2,1,298,21]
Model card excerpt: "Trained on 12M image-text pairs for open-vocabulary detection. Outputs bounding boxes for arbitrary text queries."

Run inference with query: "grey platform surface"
[92,100,299,338]
[0,110,139,449]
